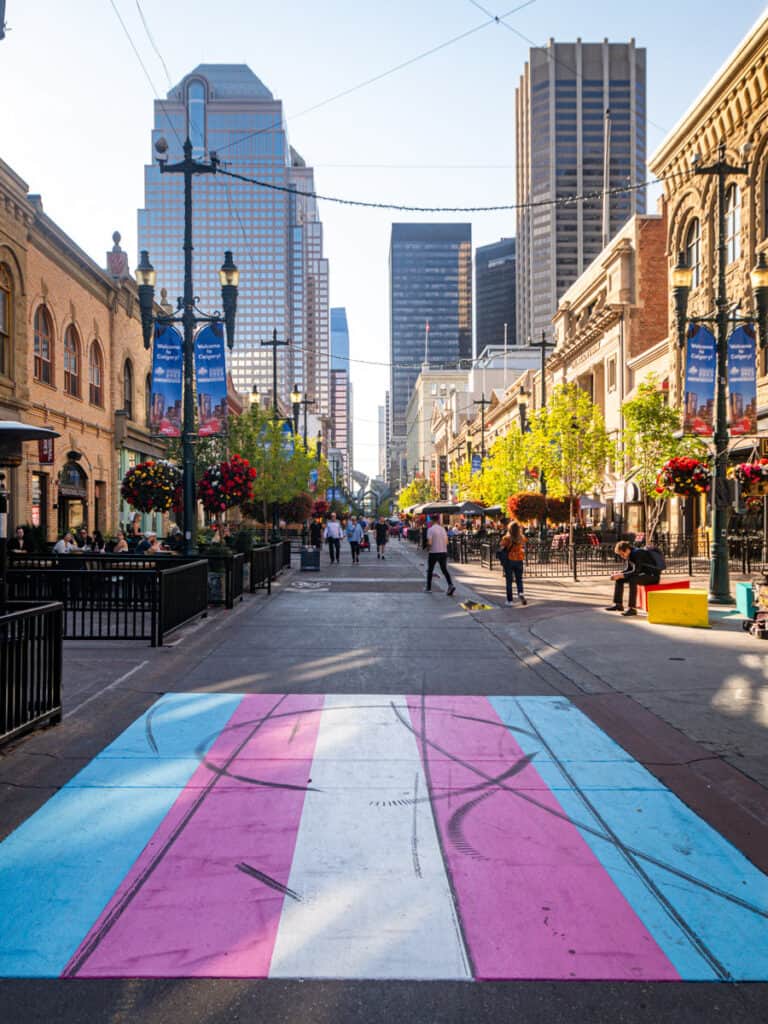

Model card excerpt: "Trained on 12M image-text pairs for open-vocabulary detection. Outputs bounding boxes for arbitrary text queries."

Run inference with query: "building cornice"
[649,10,768,174]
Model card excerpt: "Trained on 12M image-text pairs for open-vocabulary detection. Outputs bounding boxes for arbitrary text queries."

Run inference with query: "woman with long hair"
[499,521,527,606]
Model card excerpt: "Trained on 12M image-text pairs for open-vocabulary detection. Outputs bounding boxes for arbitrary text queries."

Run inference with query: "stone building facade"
[0,156,160,540]
[649,10,768,423]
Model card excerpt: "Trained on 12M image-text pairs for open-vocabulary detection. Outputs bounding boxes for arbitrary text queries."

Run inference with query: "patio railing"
[1,601,63,749]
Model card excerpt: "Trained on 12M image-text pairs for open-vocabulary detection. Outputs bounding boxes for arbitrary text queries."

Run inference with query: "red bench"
[637,579,690,611]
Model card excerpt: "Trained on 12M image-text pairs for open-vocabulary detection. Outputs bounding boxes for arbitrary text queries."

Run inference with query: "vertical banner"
[471,453,482,476]
[38,437,54,464]
[683,325,716,436]
[308,468,318,493]
[439,455,447,500]
[195,322,228,437]
[150,324,183,437]
[727,324,757,435]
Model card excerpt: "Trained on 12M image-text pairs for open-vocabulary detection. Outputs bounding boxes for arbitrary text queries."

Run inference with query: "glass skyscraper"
[330,307,352,483]
[389,223,472,483]
[516,40,646,343]
[137,64,329,416]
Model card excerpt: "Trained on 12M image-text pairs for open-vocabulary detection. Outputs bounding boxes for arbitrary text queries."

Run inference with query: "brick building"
[0,156,159,540]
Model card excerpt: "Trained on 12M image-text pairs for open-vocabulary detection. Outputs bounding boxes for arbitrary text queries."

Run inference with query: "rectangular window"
[607,356,617,392]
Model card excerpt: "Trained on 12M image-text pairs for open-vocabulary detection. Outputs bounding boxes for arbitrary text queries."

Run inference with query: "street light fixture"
[135,135,238,555]
[290,383,302,436]
[672,139,767,603]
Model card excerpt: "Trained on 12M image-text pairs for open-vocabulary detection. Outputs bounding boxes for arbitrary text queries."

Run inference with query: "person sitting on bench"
[605,541,660,617]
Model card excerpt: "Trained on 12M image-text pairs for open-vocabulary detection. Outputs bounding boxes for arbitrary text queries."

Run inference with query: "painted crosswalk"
[0,694,766,980]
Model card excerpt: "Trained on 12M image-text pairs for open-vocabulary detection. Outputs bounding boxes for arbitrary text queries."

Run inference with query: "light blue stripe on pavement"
[490,696,768,982]
[0,693,242,977]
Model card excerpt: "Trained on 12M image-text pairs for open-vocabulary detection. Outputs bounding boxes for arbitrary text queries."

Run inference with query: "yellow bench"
[646,588,709,628]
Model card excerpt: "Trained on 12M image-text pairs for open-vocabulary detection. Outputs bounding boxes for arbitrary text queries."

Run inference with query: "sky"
[2,0,767,476]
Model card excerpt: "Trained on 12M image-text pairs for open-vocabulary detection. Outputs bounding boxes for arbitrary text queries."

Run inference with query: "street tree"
[526,382,614,544]
[480,425,533,507]
[397,477,437,509]
[229,403,330,527]
[622,377,708,539]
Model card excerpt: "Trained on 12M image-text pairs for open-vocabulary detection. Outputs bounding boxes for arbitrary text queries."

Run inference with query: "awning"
[580,497,606,510]
[613,480,641,504]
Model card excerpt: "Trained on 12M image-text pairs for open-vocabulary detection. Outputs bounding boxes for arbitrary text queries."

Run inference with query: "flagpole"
[503,322,508,391]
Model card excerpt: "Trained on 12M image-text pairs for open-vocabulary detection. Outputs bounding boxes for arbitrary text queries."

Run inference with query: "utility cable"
[218,162,684,214]
[214,1,537,155]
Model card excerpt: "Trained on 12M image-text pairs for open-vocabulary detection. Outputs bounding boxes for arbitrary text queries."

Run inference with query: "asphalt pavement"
[0,537,766,1023]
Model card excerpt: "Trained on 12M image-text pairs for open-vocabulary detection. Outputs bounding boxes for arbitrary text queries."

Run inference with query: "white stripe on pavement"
[269,694,471,980]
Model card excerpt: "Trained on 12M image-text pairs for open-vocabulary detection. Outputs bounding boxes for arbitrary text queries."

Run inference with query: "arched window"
[684,217,701,288]
[187,80,206,157]
[725,184,741,263]
[145,373,152,428]
[64,326,81,397]
[123,359,134,419]
[34,306,53,385]
[88,341,104,406]
[0,265,11,377]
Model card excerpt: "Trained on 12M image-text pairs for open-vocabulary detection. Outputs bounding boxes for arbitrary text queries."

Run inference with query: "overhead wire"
[217,162,686,214]
[465,0,669,137]
[213,0,538,156]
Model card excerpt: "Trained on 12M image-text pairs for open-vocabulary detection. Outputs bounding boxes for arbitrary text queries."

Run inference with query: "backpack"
[644,546,666,572]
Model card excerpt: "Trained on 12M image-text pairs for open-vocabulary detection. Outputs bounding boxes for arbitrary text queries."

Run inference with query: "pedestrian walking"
[606,541,660,616]
[375,516,389,559]
[309,516,323,549]
[498,521,527,606]
[424,516,455,595]
[345,515,363,563]
[324,512,343,564]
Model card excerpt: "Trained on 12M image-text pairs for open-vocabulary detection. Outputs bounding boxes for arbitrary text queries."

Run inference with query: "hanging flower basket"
[507,492,547,522]
[656,456,711,497]
[198,454,256,514]
[121,459,182,513]
[732,459,768,495]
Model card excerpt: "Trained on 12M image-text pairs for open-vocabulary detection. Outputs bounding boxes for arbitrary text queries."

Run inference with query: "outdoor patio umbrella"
[419,502,464,515]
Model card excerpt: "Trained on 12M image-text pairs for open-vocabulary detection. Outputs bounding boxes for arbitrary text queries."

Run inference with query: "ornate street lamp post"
[672,142,768,602]
[135,137,239,555]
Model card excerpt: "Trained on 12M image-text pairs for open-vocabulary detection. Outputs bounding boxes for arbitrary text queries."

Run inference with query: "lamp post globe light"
[673,141,768,603]
[135,137,239,556]
[290,384,302,437]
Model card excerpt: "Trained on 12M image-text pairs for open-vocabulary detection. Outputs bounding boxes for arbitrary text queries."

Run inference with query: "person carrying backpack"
[606,540,661,616]
[498,522,527,606]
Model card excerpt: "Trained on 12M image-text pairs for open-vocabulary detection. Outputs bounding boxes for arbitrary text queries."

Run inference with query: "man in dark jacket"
[606,541,660,616]
[375,517,389,559]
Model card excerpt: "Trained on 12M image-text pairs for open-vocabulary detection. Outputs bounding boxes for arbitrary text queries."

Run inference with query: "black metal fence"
[250,546,273,594]
[1,601,63,749]
[7,558,208,645]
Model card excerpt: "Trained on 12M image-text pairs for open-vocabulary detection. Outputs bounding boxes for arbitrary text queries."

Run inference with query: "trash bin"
[300,547,320,571]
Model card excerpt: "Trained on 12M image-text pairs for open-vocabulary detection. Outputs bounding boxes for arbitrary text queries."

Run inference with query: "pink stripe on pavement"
[69,694,324,978]
[406,696,678,981]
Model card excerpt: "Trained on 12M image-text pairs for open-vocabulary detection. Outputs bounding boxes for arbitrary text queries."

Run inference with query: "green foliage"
[480,426,533,507]
[526,383,615,502]
[227,403,331,510]
[397,477,437,509]
[622,376,708,536]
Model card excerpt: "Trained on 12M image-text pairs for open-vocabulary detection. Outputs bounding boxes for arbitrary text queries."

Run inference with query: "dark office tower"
[138,65,330,416]
[476,238,516,353]
[516,40,646,343]
[389,223,472,483]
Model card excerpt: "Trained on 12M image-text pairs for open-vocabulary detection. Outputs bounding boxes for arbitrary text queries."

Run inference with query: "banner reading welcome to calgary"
[195,322,228,437]
[150,324,183,437]
[683,325,716,436]
[727,324,757,435]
